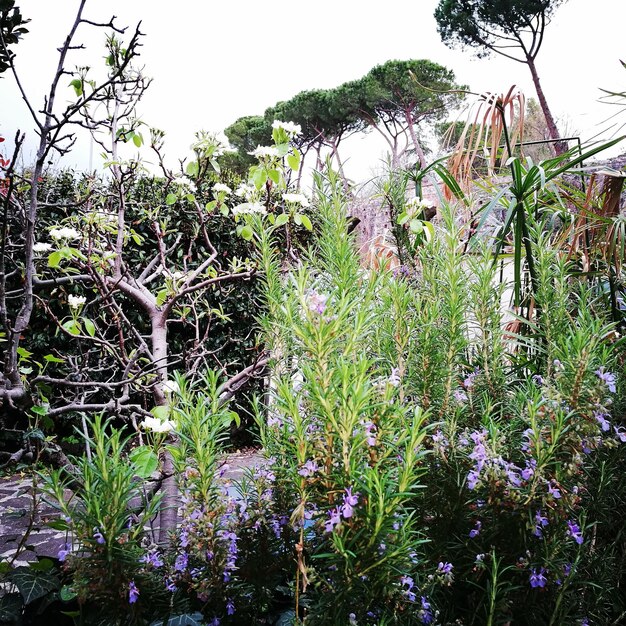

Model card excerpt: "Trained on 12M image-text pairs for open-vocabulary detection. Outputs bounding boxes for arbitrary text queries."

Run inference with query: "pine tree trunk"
[527,56,567,155]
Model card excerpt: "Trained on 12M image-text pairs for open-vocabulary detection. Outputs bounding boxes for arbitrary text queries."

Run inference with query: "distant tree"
[223,115,272,175]
[434,0,567,153]
[350,59,464,167]
[0,0,28,75]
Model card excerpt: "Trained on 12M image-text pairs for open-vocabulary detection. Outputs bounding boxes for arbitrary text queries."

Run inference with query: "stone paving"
[0,449,265,568]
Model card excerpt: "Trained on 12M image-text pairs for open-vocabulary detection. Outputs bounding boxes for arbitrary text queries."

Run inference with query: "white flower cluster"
[162,379,180,394]
[213,183,232,195]
[140,416,177,433]
[190,131,233,158]
[68,294,86,309]
[235,182,257,201]
[232,202,267,216]
[50,226,80,241]
[172,177,197,192]
[283,193,309,207]
[249,145,280,159]
[33,242,53,253]
[272,120,302,138]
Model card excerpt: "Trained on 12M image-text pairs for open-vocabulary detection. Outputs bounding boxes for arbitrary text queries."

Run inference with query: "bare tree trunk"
[527,56,567,155]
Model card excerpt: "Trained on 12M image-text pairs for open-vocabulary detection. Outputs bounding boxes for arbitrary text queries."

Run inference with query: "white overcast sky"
[2,0,626,181]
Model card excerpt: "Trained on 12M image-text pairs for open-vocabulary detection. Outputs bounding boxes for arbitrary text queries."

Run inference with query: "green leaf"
[240,224,254,241]
[46,519,71,531]
[293,213,302,226]
[156,290,168,307]
[47,251,62,268]
[69,79,82,97]
[409,219,423,234]
[151,405,171,420]
[287,150,300,172]
[131,231,144,245]
[149,613,204,626]
[0,593,22,622]
[82,317,96,337]
[59,586,77,602]
[185,161,199,177]
[251,167,267,190]
[30,405,48,416]
[28,559,54,572]
[210,158,221,173]
[165,193,178,206]
[205,200,217,213]
[275,213,289,227]
[17,347,32,359]
[268,169,281,185]
[44,354,64,363]
[132,133,143,148]
[299,214,312,231]
[185,193,195,203]
[62,320,81,336]
[8,567,60,605]
[129,446,159,478]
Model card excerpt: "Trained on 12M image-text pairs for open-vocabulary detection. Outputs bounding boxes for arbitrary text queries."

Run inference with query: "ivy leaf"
[59,586,77,602]
[8,567,60,605]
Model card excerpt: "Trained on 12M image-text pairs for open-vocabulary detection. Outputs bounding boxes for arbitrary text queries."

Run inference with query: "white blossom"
[162,379,180,395]
[235,182,257,201]
[272,120,302,138]
[283,193,309,207]
[140,416,177,433]
[50,226,80,241]
[232,202,267,216]
[249,145,280,159]
[33,242,53,253]
[213,183,232,195]
[68,295,86,309]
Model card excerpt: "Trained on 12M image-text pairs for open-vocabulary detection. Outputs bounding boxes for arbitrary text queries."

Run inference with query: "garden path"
[0,449,265,568]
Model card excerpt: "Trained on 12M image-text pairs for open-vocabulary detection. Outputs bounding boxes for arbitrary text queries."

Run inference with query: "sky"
[2,0,626,182]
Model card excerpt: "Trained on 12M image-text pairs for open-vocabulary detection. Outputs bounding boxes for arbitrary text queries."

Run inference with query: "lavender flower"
[594,410,611,432]
[226,599,235,615]
[388,367,401,387]
[165,578,177,592]
[174,552,188,572]
[140,549,164,568]
[128,580,140,604]
[533,510,549,538]
[307,290,328,315]
[401,575,416,602]
[469,520,482,538]
[547,482,562,499]
[463,368,480,389]
[454,388,468,403]
[437,561,453,574]
[324,507,342,532]
[566,520,584,545]
[298,459,319,477]
[529,567,547,588]
[420,596,434,624]
[57,543,71,562]
[521,459,536,481]
[93,527,105,544]
[363,421,377,446]
[341,487,359,519]
[595,367,617,393]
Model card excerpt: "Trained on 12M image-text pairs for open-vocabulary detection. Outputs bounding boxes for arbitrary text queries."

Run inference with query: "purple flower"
[548,482,562,499]
[93,527,105,544]
[467,469,480,490]
[388,367,401,387]
[614,426,626,443]
[437,561,453,574]
[401,575,414,589]
[363,421,377,446]
[532,374,544,386]
[174,552,188,572]
[533,510,549,538]
[57,543,71,562]
[341,487,359,519]
[140,550,164,568]
[165,578,176,592]
[208,619,221,626]
[454,388,468,403]
[128,580,139,604]
[469,520,482,538]
[324,507,342,533]
[529,567,547,588]
[298,459,319,477]
[420,596,434,624]
[566,520,584,545]
[226,599,235,615]
[594,411,611,432]
[307,290,328,315]
[595,367,617,393]
[521,459,536,481]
